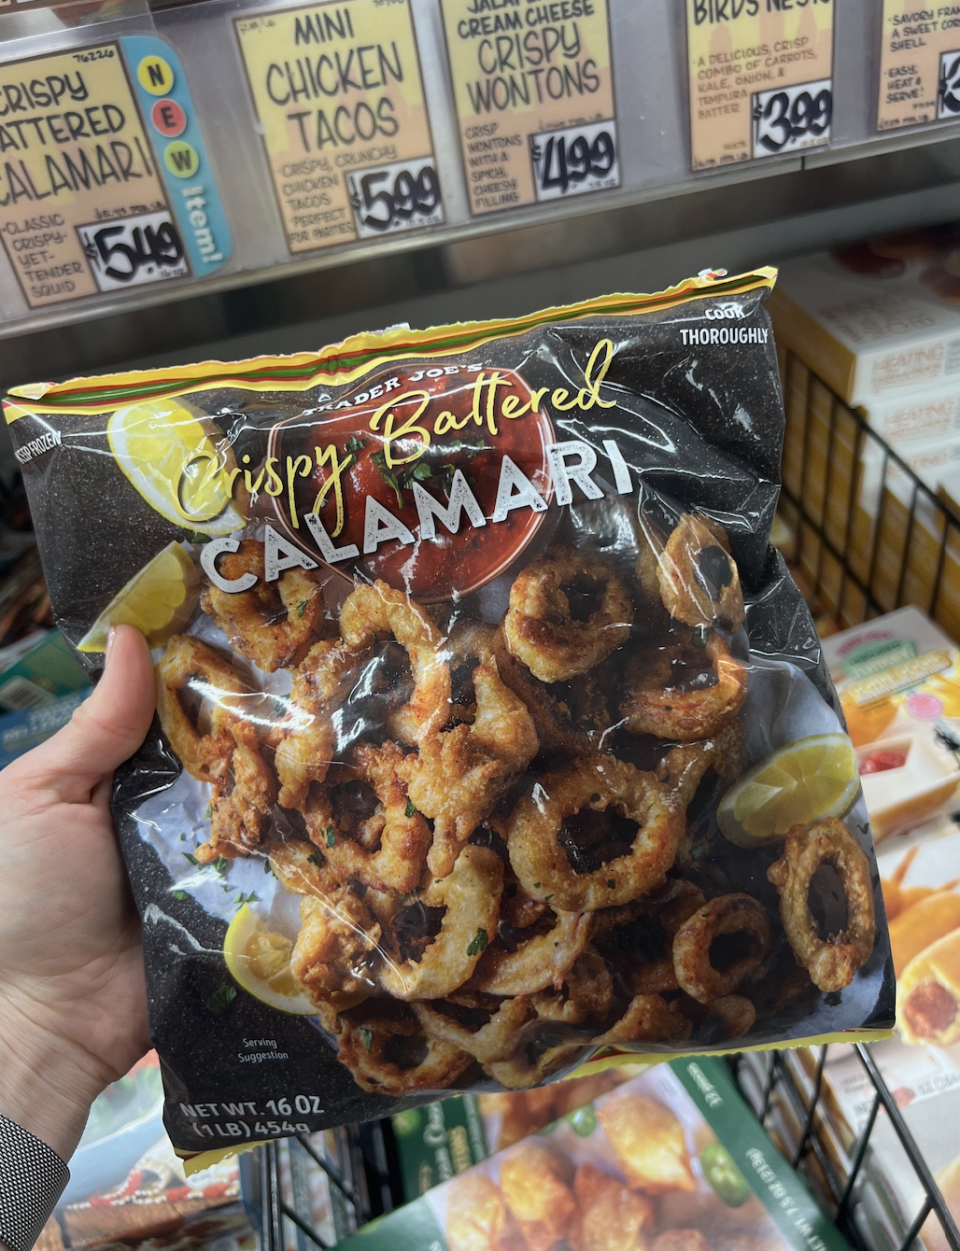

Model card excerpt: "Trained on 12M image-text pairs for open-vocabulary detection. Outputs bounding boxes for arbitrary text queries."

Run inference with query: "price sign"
[686,0,834,171]
[531,121,619,202]
[0,45,181,309]
[348,157,443,238]
[0,38,230,312]
[79,211,188,291]
[235,0,443,255]
[878,2,960,131]
[752,78,832,158]
[438,0,618,217]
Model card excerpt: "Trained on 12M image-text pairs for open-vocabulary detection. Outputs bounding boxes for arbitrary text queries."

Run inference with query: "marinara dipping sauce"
[268,364,554,601]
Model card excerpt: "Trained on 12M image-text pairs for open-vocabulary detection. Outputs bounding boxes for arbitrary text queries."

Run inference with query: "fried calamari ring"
[672,893,771,1003]
[767,818,876,993]
[378,845,504,1000]
[292,886,381,1002]
[704,994,756,1040]
[337,1008,471,1095]
[492,628,609,757]
[594,993,692,1044]
[300,743,430,895]
[339,580,450,742]
[504,549,633,683]
[507,756,684,912]
[156,634,253,782]
[531,949,613,1024]
[593,881,707,996]
[657,514,745,632]
[274,657,338,811]
[400,661,538,877]
[200,540,326,673]
[486,1041,583,1090]
[199,720,277,861]
[656,720,745,808]
[620,633,748,742]
[468,907,593,996]
[412,996,534,1065]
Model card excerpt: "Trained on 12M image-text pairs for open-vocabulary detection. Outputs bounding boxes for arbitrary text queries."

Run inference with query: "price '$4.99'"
[752,78,832,159]
[530,120,620,202]
[347,157,444,239]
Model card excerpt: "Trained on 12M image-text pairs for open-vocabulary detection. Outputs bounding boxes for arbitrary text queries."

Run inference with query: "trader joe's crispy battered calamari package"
[5,271,894,1157]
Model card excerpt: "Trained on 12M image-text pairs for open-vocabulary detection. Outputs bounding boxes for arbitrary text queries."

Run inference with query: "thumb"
[15,625,156,799]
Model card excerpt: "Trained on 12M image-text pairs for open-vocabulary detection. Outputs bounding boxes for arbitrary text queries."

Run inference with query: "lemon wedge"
[107,399,246,535]
[78,541,199,653]
[718,733,859,848]
[223,904,319,1015]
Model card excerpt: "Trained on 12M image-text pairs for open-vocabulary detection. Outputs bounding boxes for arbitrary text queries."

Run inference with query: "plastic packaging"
[4,269,894,1156]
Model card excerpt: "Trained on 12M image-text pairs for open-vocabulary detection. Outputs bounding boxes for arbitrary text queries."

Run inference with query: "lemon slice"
[78,541,199,653]
[108,399,246,535]
[224,905,318,1015]
[718,733,859,848]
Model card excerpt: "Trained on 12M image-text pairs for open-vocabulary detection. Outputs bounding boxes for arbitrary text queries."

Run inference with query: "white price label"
[751,79,832,159]
[78,210,188,292]
[530,120,620,203]
[939,50,960,119]
[347,158,444,239]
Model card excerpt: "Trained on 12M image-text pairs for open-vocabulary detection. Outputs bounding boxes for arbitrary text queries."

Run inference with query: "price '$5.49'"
[347,157,444,239]
[78,209,188,292]
[752,79,832,159]
[530,120,620,203]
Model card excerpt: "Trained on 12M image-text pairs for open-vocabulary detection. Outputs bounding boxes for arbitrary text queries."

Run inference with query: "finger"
[14,626,156,799]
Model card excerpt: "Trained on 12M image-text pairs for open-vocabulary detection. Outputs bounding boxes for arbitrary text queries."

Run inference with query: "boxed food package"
[770,224,960,406]
[4,272,894,1158]
[389,1070,631,1200]
[820,606,960,842]
[341,1059,853,1251]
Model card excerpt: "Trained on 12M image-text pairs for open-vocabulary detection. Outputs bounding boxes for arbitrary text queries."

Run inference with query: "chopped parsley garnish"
[204,802,213,819]
[308,851,325,869]
[263,859,274,875]
[607,879,616,889]
[213,856,230,877]
[691,625,708,648]
[297,599,310,617]
[345,436,365,454]
[207,985,237,1015]
[371,450,434,507]
[325,826,337,847]
[172,890,188,902]
[359,1027,373,1052]
[690,844,707,861]
[467,927,489,957]
[234,891,260,905]
[533,882,541,889]
[824,991,842,1007]
[405,798,417,818]
[182,852,199,867]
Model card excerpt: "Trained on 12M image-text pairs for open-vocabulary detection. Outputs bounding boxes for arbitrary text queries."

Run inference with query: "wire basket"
[248,1121,401,1251]
[777,344,960,637]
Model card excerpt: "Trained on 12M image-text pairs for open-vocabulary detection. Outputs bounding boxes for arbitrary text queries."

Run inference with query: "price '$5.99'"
[347,157,445,239]
[530,120,620,203]
[752,79,832,159]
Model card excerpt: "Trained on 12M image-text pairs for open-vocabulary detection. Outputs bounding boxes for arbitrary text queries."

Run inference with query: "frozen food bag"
[3,270,895,1158]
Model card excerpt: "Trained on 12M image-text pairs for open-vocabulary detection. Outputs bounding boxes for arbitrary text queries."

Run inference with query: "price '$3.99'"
[752,78,832,158]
